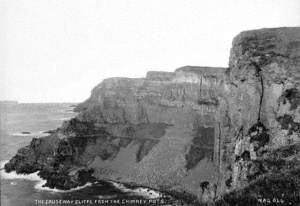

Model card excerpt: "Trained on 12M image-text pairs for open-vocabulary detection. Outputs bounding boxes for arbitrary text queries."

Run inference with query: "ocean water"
[0,103,167,206]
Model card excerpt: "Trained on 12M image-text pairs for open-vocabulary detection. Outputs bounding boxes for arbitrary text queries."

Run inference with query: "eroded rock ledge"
[5,27,300,205]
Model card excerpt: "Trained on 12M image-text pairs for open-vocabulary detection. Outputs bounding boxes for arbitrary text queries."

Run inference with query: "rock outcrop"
[216,27,300,205]
[5,27,300,205]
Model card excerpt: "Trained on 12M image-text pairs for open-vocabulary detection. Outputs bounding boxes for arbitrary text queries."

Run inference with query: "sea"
[0,103,169,206]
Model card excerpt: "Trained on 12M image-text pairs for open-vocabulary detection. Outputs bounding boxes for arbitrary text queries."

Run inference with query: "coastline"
[1,160,193,205]
[1,160,175,199]
[1,160,93,193]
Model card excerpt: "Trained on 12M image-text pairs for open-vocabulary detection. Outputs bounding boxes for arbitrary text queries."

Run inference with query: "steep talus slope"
[4,27,300,205]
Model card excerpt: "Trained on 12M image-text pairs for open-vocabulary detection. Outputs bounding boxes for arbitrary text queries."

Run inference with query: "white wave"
[0,160,9,169]
[1,170,41,181]
[0,160,92,193]
[0,160,41,182]
[109,181,162,199]
[109,181,132,193]
[56,117,72,121]
[131,187,162,199]
[11,132,33,137]
[35,180,92,193]
[10,181,17,185]
[11,131,48,137]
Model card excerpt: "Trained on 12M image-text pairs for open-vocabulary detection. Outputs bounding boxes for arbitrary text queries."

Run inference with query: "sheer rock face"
[220,27,300,196]
[5,27,300,202]
[76,66,225,127]
[73,66,226,195]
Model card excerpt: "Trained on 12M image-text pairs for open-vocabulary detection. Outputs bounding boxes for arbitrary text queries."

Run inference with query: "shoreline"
[105,179,199,205]
[106,180,164,199]
[1,160,192,205]
[0,160,93,193]
[1,160,171,198]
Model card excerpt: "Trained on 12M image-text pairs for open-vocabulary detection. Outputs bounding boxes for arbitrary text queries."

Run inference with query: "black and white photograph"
[1,0,300,205]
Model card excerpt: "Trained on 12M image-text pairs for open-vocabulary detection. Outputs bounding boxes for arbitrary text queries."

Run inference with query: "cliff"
[215,27,300,205]
[5,27,300,205]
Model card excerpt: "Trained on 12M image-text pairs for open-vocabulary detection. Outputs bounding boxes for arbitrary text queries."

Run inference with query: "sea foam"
[34,180,93,193]
[11,131,48,137]
[109,181,162,199]
[0,160,92,193]
[0,160,41,182]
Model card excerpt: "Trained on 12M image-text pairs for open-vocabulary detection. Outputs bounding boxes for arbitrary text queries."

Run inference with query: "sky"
[1,0,299,103]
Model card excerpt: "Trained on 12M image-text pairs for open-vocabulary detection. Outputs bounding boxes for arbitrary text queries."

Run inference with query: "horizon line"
[0,100,80,104]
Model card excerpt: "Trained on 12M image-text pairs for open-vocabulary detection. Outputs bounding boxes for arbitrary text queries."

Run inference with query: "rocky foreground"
[5,27,300,205]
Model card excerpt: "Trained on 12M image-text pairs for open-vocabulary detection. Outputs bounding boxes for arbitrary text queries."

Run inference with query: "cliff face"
[72,65,226,197]
[5,65,226,199]
[5,27,300,204]
[216,27,300,204]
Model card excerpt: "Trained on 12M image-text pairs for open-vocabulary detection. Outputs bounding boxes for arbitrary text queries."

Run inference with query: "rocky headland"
[4,27,300,205]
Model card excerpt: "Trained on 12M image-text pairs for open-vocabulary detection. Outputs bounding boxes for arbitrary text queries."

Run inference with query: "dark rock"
[225,176,232,188]
[43,129,57,134]
[217,168,300,206]
[248,122,270,149]
[277,114,300,135]
[38,168,96,190]
[241,151,251,161]
[200,181,209,193]
[281,88,300,110]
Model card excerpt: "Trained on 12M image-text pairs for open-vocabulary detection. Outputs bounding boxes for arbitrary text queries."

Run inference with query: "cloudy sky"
[1,0,299,103]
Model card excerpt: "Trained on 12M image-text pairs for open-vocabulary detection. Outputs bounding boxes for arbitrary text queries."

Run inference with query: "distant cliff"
[5,27,300,205]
